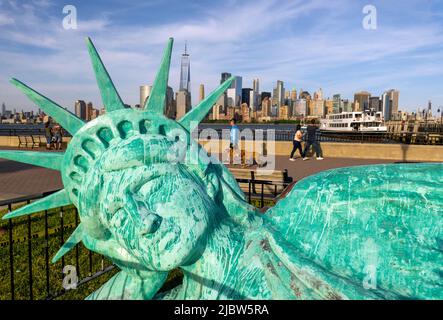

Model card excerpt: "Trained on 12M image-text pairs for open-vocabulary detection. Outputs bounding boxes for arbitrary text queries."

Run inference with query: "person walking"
[44,121,53,150]
[53,125,63,150]
[289,124,303,161]
[229,118,240,164]
[302,119,323,160]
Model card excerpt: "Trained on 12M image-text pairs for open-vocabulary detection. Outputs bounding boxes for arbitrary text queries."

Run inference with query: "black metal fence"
[197,128,443,145]
[0,178,287,300]
[0,191,116,300]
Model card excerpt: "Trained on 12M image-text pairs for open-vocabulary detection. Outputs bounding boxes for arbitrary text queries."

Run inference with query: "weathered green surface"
[145,38,173,113]
[86,37,126,112]
[9,78,85,134]
[1,37,442,300]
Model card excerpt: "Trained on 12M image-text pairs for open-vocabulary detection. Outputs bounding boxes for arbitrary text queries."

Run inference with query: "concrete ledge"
[1,135,441,162]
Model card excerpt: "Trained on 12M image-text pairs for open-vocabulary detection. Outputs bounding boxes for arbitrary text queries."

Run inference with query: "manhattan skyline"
[0,0,442,112]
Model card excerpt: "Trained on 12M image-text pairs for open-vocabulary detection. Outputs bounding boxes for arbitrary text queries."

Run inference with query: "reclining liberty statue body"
[1,38,442,300]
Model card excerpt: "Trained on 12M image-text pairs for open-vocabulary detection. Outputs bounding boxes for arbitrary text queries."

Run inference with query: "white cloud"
[0,12,14,26]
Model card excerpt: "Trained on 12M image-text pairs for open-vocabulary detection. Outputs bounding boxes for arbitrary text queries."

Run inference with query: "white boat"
[320,111,387,132]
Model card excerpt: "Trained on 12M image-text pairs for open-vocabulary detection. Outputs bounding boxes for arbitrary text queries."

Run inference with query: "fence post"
[8,204,14,300]
[27,212,33,300]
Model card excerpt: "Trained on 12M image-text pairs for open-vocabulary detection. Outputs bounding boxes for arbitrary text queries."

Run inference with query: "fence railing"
[197,128,443,145]
[0,178,288,300]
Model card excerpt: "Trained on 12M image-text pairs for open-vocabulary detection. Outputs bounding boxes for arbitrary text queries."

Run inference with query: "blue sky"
[0,0,443,113]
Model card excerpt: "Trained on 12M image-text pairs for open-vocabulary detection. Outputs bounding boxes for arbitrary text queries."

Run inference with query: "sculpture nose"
[139,212,162,235]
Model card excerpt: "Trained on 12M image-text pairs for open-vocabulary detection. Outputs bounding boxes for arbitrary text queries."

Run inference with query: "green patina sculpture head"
[1,37,442,300]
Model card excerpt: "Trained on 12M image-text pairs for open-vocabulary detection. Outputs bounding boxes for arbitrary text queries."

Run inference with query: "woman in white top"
[289,124,303,161]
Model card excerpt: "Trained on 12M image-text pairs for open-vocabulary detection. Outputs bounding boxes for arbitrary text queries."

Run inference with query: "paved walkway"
[273,155,397,182]
[0,145,403,202]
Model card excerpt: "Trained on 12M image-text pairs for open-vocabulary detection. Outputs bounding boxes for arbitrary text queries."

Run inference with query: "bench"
[17,135,41,148]
[229,168,293,198]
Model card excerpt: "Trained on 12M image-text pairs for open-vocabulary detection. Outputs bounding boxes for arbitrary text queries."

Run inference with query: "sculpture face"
[98,163,214,271]
[71,132,215,271]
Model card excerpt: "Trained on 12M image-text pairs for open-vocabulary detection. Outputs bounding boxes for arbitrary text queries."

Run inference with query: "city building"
[342,99,352,112]
[241,88,252,107]
[261,97,271,118]
[140,85,152,107]
[1,103,5,117]
[325,99,333,115]
[232,76,242,106]
[294,99,307,117]
[354,91,371,111]
[299,90,311,100]
[332,94,342,113]
[309,99,325,117]
[75,100,87,120]
[369,97,381,112]
[272,80,285,109]
[279,105,289,120]
[382,92,391,121]
[314,88,323,101]
[227,88,236,107]
[261,92,271,102]
[387,89,399,115]
[176,90,191,120]
[241,103,251,122]
[179,42,191,93]
[86,102,94,121]
[251,78,260,112]
[199,84,205,103]
[220,72,231,84]
[165,86,176,118]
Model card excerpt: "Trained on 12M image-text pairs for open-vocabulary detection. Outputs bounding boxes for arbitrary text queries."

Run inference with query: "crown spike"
[0,150,63,171]
[144,38,174,114]
[85,37,126,112]
[10,79,85,135]
[2,189,71,220]
[52,223,83,263]
[179,76,235,130]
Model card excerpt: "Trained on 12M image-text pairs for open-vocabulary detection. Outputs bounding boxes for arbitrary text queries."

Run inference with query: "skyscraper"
[369,97,381,112]
[354,91,371,111]
[1,102,5,116]
[382,89,400,120]
[272,80,285,108]
[220,72,232,84]
[140,85,152,108]
[251,78,260,112]
[242,88,252,106]
[388,89,399,115]
[75,100,87,120]
[252,78,259,93]
[199,84,205,103]
[179,42,191,93]
[332,94,342,113]
[227,76,242,107]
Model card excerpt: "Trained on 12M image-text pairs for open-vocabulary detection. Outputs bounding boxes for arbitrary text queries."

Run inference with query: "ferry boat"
[320,111,387,132]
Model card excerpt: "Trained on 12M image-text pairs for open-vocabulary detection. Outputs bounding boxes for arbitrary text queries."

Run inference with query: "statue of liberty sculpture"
[1,37,442,300]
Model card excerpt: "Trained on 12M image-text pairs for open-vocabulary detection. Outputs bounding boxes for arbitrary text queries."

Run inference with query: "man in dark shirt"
[302,119,323,160]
